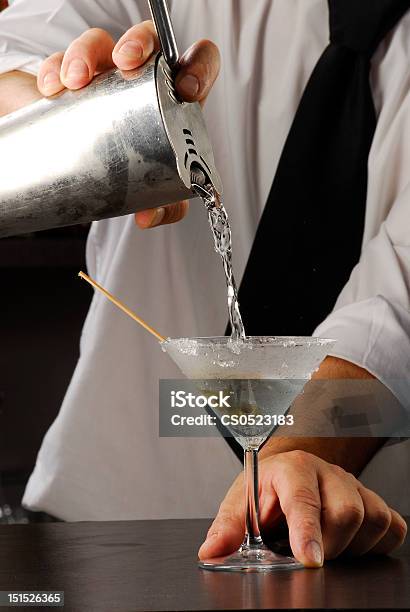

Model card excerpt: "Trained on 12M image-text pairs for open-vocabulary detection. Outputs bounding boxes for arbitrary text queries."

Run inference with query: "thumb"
[198,475,245,560]
[175,39,220,106]
[198,509,244,560]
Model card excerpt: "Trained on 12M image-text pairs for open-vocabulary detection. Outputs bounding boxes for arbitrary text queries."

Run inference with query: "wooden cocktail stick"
[78,271,166,343]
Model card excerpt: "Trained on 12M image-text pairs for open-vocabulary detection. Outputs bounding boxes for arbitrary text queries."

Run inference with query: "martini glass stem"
[242,449,263,548]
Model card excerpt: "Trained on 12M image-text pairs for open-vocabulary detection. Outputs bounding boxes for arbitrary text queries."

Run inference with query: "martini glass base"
[198,544,303,572]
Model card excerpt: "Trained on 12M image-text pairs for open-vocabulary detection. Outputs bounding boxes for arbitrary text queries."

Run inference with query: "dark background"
[0,227,91,521]
[0,1,91,522]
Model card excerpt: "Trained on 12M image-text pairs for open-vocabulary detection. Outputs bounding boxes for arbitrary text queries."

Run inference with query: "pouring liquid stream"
[192,181,246,342]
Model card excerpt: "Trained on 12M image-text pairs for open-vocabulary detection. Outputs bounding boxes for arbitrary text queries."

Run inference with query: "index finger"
[271,451,324,567]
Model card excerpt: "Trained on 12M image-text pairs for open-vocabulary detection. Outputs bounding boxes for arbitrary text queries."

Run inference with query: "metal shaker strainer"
[0,0,222,237]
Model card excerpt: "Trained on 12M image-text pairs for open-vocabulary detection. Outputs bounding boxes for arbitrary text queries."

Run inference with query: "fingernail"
[137,207,165,229]
[305,540,323,567]
[66,58,89,82]
[117,41,143,60]
[42,72,61,94]
[198,532,218,556]
[178,74,200,98]
[151,207,165,227]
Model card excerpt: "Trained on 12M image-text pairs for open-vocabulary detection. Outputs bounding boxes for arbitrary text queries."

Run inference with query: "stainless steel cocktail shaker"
[0,1,222,238]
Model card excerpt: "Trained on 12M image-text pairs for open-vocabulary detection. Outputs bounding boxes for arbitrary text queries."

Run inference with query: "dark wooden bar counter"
[0,518,409,611]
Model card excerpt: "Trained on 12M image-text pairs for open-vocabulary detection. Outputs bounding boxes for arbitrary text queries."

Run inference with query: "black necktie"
[235,0,410,337]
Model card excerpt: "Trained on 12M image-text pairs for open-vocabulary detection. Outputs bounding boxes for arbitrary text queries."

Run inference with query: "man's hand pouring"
[36,21,220,228]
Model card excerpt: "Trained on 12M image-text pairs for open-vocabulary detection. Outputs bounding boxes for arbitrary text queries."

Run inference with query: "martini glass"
[162,335,335,572]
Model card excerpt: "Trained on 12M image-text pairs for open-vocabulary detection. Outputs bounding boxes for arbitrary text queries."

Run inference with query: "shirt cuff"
[313,295,410,411]
[0,51,43,76]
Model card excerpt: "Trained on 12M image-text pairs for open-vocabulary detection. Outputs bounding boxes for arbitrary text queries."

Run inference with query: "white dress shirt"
[0,0,409,520]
